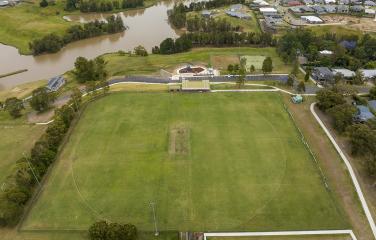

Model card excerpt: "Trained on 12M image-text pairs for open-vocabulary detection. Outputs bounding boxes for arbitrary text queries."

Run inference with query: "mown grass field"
[105,47,291,76]
[23,92,348,233]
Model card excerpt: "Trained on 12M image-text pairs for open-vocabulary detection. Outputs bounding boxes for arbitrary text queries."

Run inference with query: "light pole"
[23,153,41,187]
[150,201,159,236]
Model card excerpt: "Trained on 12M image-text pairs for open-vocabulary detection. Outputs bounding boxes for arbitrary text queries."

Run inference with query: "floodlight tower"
[150,201,159,236]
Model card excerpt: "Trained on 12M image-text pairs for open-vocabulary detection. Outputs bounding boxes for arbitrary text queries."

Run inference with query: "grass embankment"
[0,80,47,101]
[23,92,347,232]
[105,47,292,77]
[0,111,46,184]
[0,0,158,54]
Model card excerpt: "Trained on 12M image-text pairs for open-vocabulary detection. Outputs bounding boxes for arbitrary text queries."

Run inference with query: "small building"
[338,0,350,4]
[290,6,304,13]
[368,100,376,112]
[288,1,303,6]
[301,5,315,12]
[312,67,334,83]
[301,15,324,23]
[359,69,376,80]
[354,105,375,122]
[181,79,210,92]
[292,95,303,104]
[46,76,65,92]
[332,68,355,79]
[319,50,333,55]
[201,10,213,18]
[302,0,314,5]
[253,0,270,6]
[313,0,325,4]
[226,11,251,19]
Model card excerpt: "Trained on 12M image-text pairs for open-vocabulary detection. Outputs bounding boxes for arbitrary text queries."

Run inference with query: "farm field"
[22,92,348,233]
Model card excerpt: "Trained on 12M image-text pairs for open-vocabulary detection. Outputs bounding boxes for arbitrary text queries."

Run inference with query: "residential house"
[350,5,364,13]
[364,0,376,6]
[302,0,314,4]
[369,100,376,112]
[312,5,326,14]
[338,0,350,4]
[354,105,375,122]
[0,0,9,7]
[312,67,334,83]
[340,40,357,50]
[301,15,324,23]
[337,5,349,13]
[332,68,355,80]
[365,8,376,16]
[323,5,337,13]
[360,69,376,80]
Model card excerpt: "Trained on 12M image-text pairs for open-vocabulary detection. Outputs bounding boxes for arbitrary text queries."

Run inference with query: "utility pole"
[23,153,41,187]
[150,201,159,236]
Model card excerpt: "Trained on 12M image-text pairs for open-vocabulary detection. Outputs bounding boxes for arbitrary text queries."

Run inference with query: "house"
[359,69,376,80]
[323,5,337,13]
[301,5,315,12]
[226,11,251,19]
[302,0,314,5]
[312,67,334,83]
[350,5,364,13]
[368,100,376,112]
[354,105,375,122]
[312,5,326,14]
[340,40,357,50]
[337,5,349,13]
[288,1,303,6]
[201,10,213,18]
[313,0,325,4]
[324,0,336,4]
[229,4,243,11]
[253,0,270,6]
[46,76,65,92]
[365,8,376,16]
[364,0,376,6]
[290,6,304,13]
[260,7,278,15]
[301,15,324,23]
[332,68,355,79]
[0,0,9,7]
[319,50,333,55]
[338,0,350,4]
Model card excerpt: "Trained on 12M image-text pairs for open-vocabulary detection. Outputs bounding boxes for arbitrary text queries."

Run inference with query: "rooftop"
[332,68,355,78]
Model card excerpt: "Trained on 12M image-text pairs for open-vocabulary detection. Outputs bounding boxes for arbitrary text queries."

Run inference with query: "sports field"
[22,92,348,232]
[241,55,266,70]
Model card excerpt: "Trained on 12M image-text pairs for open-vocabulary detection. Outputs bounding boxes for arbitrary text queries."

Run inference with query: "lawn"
[105,47,291,76]
[241,55,266,70]
[22,92,348,233]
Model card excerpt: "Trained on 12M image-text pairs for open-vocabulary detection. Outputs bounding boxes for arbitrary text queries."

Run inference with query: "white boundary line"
[310,102,376,239]
[204,230,357,240]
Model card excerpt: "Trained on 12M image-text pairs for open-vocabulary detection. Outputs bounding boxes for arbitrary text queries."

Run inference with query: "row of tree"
[74,56,108,83]
[154,31,275,55]
[316,86,376,176]
[88,221,137,240]
[65,0,143,12]
[186,16,240,33]
[30,16,125,55]
[0,89,82,226]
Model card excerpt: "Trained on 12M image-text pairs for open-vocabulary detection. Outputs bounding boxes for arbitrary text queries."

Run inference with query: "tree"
[370,86,376,100]
[227,64,234,73]
[316,88,345,111]
[334,73,344,84]
[40,0,48,7]
[236,68,246,88]
[297,81,305,93]
[328,103,357,133]
[4,97,24,118]
[0,200,23,226]
[249,65,255,74]
[134,45,148,56]
[262,57,273,74]
[286,74,294,87]
[291,60,299,76]
[89,221,109,240]
[30,87,56,112]
[304,69,310,82]
[353,70,364,85]
[69,87,82,111]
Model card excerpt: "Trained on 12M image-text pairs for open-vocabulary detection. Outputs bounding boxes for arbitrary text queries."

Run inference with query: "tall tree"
[30,87,56,112]
[262,57,273,75]
[4,97,24,118]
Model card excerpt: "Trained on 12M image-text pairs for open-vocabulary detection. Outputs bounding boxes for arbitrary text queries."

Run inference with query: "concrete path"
[310,102,376,239]
[204,230,357,240]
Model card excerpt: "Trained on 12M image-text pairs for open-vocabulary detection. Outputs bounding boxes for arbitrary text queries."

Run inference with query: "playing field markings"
[169,126,190,156]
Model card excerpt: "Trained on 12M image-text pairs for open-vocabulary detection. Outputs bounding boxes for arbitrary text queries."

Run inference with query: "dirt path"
[283,95,373,240]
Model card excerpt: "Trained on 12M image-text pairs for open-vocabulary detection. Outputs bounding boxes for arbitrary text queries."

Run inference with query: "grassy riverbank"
[0,0,158,54]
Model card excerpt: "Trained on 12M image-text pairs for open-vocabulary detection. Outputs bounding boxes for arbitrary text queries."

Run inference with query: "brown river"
[0,0,181,89]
